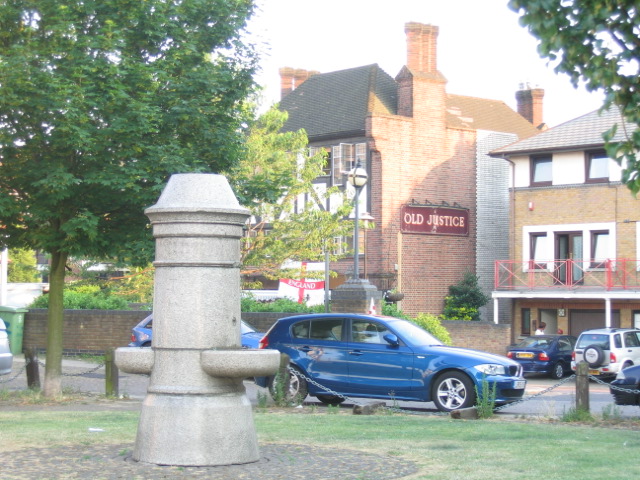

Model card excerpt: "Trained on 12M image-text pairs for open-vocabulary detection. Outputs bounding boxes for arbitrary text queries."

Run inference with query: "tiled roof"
[446,94,538,139]
[280,64,397,139]
[491,106,637,156]
[280,64,538,141]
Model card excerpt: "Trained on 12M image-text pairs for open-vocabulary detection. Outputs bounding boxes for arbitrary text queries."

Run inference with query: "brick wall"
[23,309,149,355]
[22,310,511,357]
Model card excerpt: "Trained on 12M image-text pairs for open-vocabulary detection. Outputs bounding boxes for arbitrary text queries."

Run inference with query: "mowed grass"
[1,405,639,479]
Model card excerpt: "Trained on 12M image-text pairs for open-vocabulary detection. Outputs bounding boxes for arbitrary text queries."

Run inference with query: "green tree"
[7,248,39,283]
[442,272,489,321]
[227,106,355,280]
[0,0,257,396]
[509,1,640,194]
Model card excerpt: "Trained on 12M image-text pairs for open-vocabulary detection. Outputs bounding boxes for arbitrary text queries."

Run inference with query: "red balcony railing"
[494,259,640,291]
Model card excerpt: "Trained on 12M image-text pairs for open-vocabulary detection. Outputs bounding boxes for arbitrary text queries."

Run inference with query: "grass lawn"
[1,396,640,479]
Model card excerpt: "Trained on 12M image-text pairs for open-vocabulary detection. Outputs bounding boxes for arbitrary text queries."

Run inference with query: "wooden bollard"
[575,361,590,412]
[105,349,119,397]
[24,347,40,389]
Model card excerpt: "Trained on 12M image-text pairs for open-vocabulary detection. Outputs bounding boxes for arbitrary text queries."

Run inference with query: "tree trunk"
[43,249,68,397]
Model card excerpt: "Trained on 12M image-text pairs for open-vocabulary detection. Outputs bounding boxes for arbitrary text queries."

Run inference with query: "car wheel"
[269,366,308,404]
[432,371,476,412]
[583,345,605,368]
[316,394,346,406]
[550,362,564,380]
[141,342,151,348]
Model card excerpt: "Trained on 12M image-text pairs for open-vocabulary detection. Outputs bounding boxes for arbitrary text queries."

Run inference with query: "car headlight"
[475,364,507,376]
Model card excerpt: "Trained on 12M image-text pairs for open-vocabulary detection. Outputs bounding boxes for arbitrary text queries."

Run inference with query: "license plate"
[516,352,534,359]
[589,370,600,375]
[513,380,526,389]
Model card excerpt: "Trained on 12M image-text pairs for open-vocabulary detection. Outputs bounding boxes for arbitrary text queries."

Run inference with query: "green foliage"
[106,266,155,304]
[383,303,452,346]
[7,249,40,283]
[0,0,258,394]
[509,1,640,195]
[227,106,355,279]
[240,296,324,313]
[475,375,497,419]
[561,407,595,423]
[413,313,452,345]
[29,284,129,310]
[442,272,489,321]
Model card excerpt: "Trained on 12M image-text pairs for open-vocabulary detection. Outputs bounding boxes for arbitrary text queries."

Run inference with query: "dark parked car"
[610,364,640,407]
[255,313,526,412]
[507,335,577,379]
[128,314,263,349]
[0,318,13,375]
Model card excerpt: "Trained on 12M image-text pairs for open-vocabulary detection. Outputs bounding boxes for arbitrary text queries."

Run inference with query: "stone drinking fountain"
[115,173,280,466]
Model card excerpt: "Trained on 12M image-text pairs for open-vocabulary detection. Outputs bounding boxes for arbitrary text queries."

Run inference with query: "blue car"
[610,364,640,407]
[507,335,576,379]
[128,314,263,349]
[255,313,526,412]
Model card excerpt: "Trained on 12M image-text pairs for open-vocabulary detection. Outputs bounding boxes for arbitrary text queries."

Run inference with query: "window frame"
[590,230,609,269]
[585,149,610,184]
[529,232,548,270]
[530,154,552,186]
[521,308,531,336]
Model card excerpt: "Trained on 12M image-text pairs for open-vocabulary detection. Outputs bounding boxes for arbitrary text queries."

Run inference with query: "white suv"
[572,328,640,377]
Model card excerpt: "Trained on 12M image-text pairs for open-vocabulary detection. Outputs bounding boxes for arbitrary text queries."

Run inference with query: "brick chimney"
[279,67,319,99]
[405,23,439,74]
[516,85,545,128]
[397,23,446,118]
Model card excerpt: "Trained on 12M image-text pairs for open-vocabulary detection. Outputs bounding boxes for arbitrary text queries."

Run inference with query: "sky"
[248,0,605,128]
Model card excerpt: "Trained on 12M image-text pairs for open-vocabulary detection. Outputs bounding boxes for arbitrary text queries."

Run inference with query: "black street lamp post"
[347,160,368,282]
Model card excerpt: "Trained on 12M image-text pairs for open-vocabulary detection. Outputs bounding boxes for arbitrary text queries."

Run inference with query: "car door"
[623,331,640,364]
[345,318,416,398]
[289,317,351,393]
[557,336,576,366]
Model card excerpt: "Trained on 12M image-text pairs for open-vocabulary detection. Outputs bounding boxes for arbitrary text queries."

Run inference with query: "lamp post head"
[348,161,368,189]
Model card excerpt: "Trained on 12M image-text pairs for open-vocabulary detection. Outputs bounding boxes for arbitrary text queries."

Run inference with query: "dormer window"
[586,150,609,183]
[531,155,552,186]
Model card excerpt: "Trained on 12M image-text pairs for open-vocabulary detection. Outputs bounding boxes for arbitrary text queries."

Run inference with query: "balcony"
[494,259,640,291]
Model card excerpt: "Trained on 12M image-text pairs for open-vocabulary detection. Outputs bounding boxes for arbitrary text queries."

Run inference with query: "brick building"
[277,22,539,318]
[491,106,640,339]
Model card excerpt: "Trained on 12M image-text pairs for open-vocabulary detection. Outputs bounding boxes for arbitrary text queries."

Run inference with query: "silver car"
[0,318,13,375]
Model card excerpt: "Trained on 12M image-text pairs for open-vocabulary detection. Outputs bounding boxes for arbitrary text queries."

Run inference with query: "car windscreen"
[389,319,443,346]
[577,334,610,350]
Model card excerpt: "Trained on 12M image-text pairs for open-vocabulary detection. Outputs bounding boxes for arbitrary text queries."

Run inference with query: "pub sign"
[401,204,469,236]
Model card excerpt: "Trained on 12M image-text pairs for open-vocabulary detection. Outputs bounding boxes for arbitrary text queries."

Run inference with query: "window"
[351,320,391,344]
[529,233,547,269]
[309,319,343,341]
[591,231,609,268]
[521,308,531,335]
[531,155,552,186]
[331,143,366,186]
[586,150,609,183]
[332,144,354,186]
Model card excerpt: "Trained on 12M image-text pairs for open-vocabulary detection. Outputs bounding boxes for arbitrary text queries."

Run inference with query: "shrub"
[29,284,130,310]
[442,272,489,321]
[240,296,323,313]
[383,304,452,346]
[413,313,452,345]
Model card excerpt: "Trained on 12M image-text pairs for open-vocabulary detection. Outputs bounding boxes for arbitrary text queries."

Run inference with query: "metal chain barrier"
[0,357,106,385]
[589,374,640,395]
[287,367,631,416]
[493,374,576,412]
[289,365,457,417]
[0,362,28,384]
